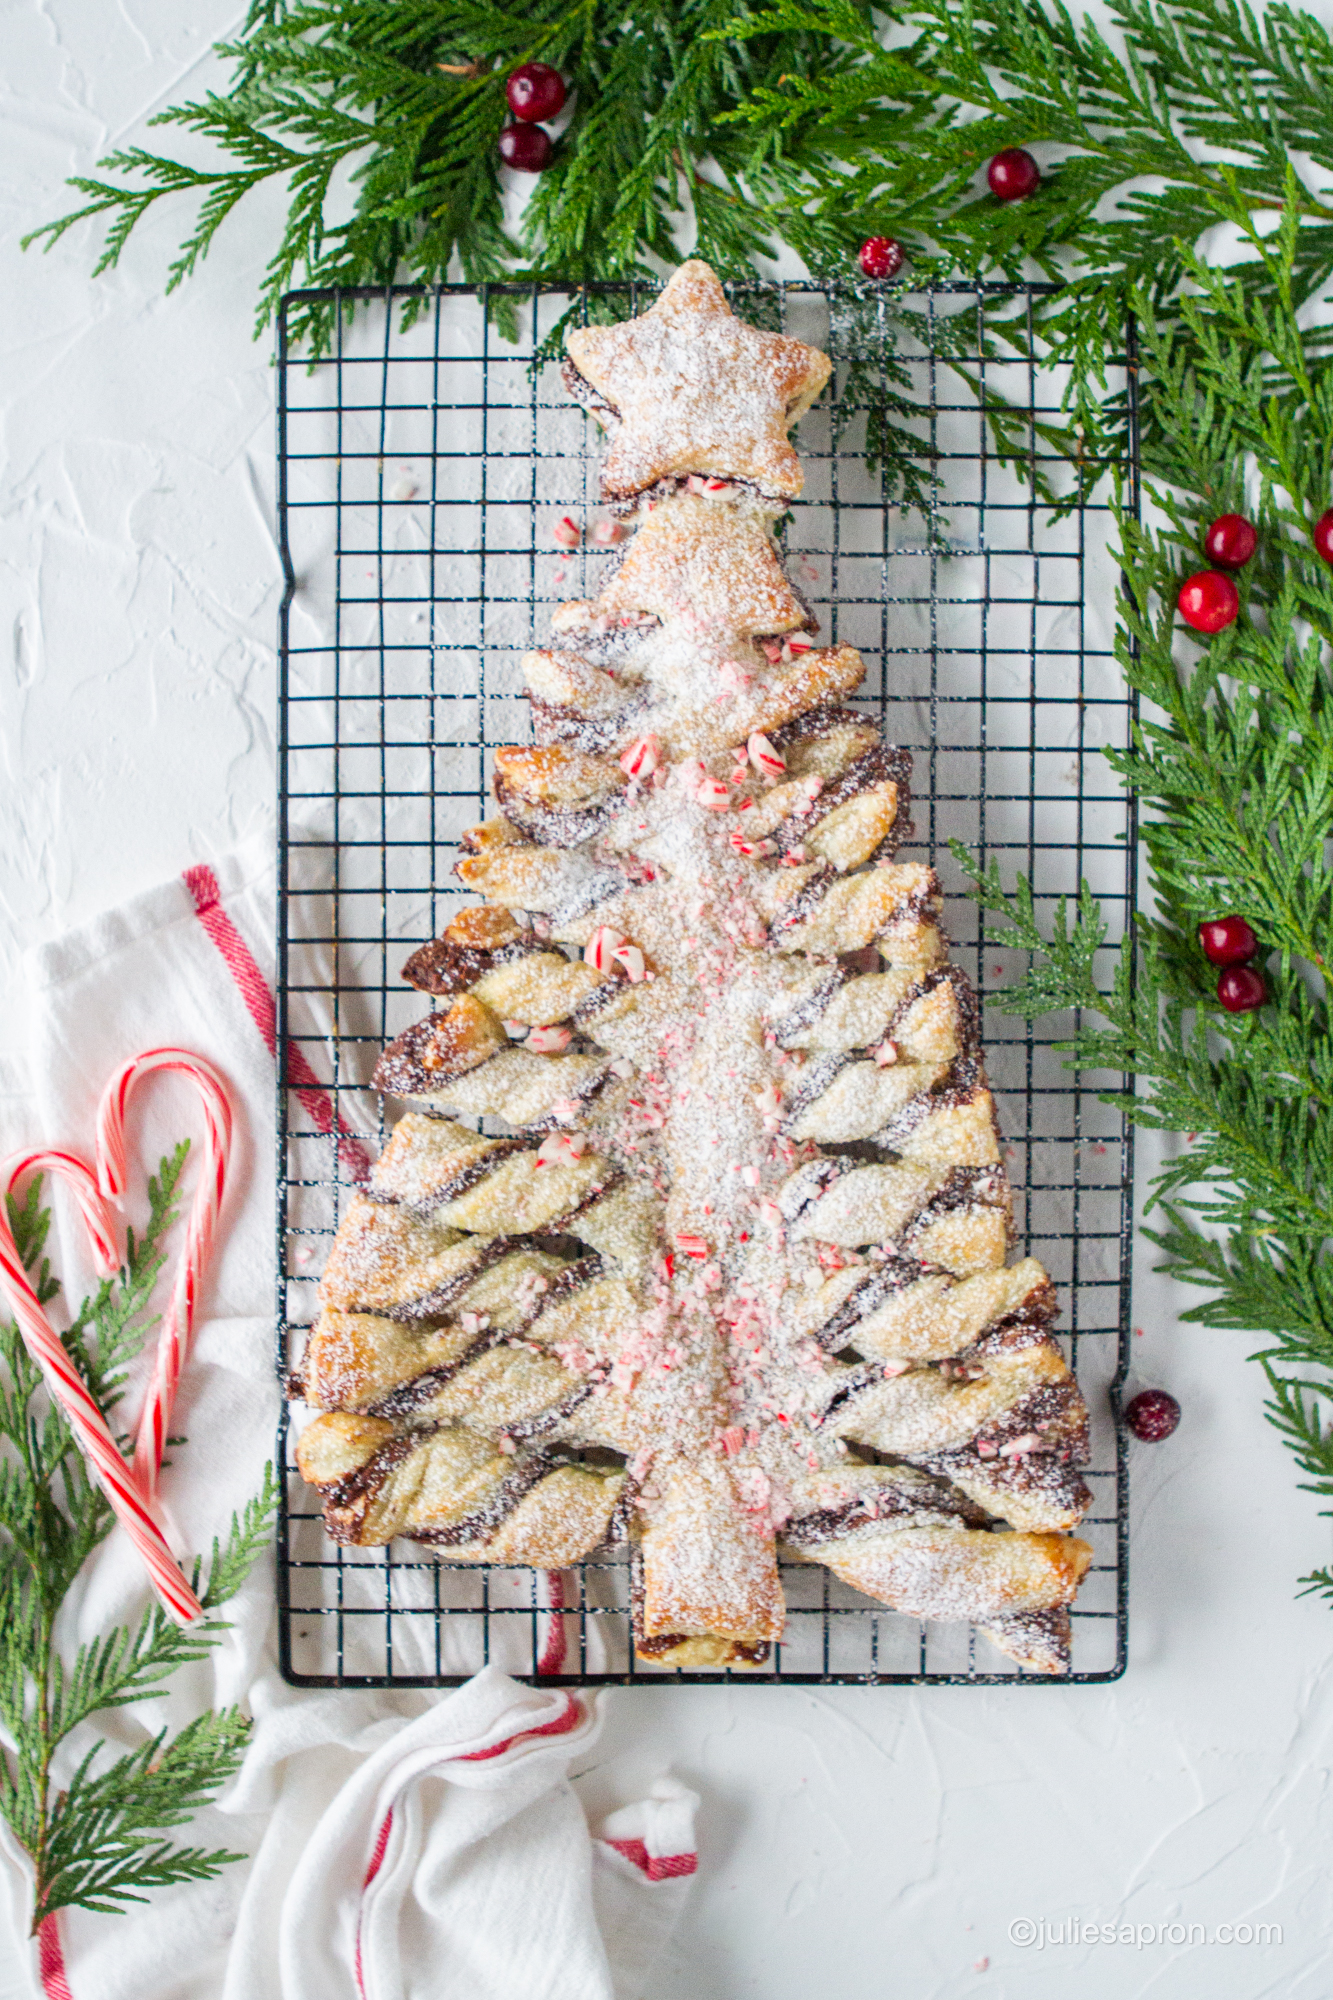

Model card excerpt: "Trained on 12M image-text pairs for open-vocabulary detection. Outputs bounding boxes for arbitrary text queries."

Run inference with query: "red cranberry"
[1204,513,1257,569]
[987,148,1040,201]
[859,235,905,280]
[1314,509,1333,565]
[1125,1390,1180,1441]
[1198,915,1257,966]
[505,62,566,123]
[1177,570,1239,634]
[1217,964,1266,1012]
[498,123,554,172]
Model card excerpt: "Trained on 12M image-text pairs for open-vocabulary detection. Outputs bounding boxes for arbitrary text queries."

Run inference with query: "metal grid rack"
[274,278,1136,1688]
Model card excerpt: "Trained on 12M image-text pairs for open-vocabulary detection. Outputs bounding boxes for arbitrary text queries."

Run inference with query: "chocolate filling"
[371,1136,529,1214]
[320,1430,423,1543]
[771,967,851,1046]
[375,1234,533,1324]
[534,1169,628,1234]
[502,1374,603,1446]
[769,703,873,757]
[781,1478,989,1547]
[368,1331,500,1419]
[372,1019,503,1100]
[897,1166,1013,1256]
[885,965,982,1052]
[775,1154,853,1224]
[765,862,838,947]
[401,936,538,998]
[528,694,641,753]
[494,775,626,851]
[368,1253,608,1420]
[767,745,914,857]
[407,1453,558,1548]
[871,1057,988,1154]
[941,1378,1091,1464]
[981,1605,1072,1671]
[570,974,629,1029]
[779,1051,853,1134]
[811,1254,938,1351]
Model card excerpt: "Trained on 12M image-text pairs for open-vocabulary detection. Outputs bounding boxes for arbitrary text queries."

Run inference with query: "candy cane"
[95,1050,233,1499]
[0,1148,204,1625]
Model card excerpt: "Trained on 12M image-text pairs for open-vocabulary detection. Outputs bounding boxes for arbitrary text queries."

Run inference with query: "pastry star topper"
[565,260,832,504]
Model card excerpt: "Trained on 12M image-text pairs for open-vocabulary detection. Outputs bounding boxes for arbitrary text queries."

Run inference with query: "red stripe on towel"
[538,1570,568,1676]
[457,1696,584,1762]
[183,863,373,1180]
[37,1914,74,1999]
[604,1838,698,1880]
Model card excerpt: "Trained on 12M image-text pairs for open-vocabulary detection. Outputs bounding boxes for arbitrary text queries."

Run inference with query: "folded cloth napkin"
[0,837,697,2000]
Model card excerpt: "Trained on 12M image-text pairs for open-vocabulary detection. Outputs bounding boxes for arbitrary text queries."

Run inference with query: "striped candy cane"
[95,1050,234,1500]
[0,1148,204,1625]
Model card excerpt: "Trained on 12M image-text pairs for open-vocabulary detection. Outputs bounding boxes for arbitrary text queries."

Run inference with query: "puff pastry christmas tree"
[293,262,1094,1675]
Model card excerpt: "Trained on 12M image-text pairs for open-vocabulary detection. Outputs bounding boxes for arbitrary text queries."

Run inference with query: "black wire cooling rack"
[274,278,1137,1689]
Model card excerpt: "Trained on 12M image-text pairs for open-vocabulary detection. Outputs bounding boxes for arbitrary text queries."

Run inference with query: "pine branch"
[0,1169,278,1935]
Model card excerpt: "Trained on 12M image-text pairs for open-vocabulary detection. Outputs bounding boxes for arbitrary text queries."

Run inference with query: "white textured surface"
[4,6,1333,1996]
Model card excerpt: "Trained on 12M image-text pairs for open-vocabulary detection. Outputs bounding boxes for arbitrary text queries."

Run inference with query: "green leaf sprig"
[0,1156,277,1934]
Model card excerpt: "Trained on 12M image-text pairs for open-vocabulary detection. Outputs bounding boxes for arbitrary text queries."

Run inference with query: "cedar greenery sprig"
[0,1156,277,1933]
[722,0,1333,497]
[947,200,1333,1592]
[22,0,898,355]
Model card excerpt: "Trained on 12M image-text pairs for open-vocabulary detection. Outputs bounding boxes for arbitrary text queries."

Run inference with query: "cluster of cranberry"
[497,63,566,172]
[858,148,1042,282]
[1198,913,1265,1013]
[1178,507,1333,634]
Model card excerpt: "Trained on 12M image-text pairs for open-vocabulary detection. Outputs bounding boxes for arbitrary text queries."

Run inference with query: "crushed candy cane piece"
[592,518,627,545]
[717,658,753,695]
[873,1038,900,1067]
[696,777,731,811]
[761,639,784,664]
[502,1019,529,1038]
[719,1425,746,1456]
[675,1232,709,1259]
[552,515,581,549]
[585,926,625,972]
[747,731,786,779]
[527,1024,572,1054]
[535,1131,588,1168]
[786,634,814,655]
[802,774,824,802]
[619,734,661,779]
[999,1432,1042,1458]
[459,1311,491,1335]
[614,942,647,983]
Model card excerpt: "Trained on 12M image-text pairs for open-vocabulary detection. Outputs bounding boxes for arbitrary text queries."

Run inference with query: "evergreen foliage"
[0,1158,277,1933]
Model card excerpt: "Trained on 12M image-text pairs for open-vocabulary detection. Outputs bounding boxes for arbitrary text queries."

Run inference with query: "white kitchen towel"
[248,1668,697,2000]
[0,842,698,2000]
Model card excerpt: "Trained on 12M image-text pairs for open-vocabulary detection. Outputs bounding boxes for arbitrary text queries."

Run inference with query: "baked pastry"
[291,260,1094,1675]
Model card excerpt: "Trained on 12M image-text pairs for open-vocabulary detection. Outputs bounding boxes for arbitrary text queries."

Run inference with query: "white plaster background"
[2,4,1332,1996]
